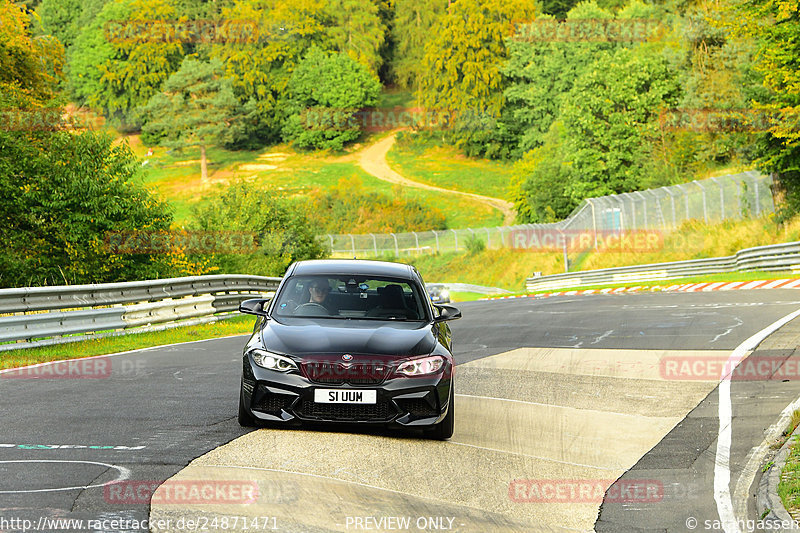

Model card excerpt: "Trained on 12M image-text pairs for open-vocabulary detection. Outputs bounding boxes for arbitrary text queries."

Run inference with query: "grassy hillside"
[409,214,800,290]
[387,134,516,200]
[123,136,505,229]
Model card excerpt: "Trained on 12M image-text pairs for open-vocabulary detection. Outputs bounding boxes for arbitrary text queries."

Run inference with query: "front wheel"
[238,388,256,427]
[426,385,454,440]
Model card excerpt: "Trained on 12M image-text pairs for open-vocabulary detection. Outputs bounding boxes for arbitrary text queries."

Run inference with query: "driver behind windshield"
[308,279,332,307]
[287,278,336,316]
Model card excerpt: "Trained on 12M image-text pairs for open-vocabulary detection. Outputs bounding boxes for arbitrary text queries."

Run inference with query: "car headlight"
[249,349,297,372]
[397,355,445,376]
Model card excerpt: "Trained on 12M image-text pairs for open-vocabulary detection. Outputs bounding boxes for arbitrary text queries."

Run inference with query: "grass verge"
[777,412,800,519]
[387,133,516,201]
[0,315,255,370]
[406,214,800,291]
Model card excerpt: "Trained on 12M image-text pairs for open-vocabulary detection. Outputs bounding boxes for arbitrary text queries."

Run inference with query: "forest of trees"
[2,0,799,285]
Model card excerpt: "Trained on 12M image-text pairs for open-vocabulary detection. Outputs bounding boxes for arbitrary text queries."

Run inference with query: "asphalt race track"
[3,290,800,532]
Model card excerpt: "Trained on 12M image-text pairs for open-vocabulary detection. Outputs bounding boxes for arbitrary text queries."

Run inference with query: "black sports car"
[237,259,462,439]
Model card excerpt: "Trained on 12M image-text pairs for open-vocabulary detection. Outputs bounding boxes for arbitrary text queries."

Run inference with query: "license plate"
[314,389,376,404]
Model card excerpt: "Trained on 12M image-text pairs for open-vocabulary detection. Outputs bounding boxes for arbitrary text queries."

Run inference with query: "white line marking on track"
[714,307,800,533]
[446,441,623,471]
[0,460,130,494]
[590,330,615,345]
[711,317,744,344]
[455,393,659,419]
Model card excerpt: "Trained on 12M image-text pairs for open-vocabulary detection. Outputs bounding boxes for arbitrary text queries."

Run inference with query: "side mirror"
[239,298,270,317]
[433,304,461,323]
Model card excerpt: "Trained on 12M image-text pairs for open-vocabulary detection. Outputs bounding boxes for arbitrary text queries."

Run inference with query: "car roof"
[289,259,416,279]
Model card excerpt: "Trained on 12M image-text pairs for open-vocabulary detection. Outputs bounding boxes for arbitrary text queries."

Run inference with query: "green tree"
[193,183,327,277]
[281,46,381,150]
[209,0,330,144]
[0,129,175,287]
[501,3,618,157]
[537,0,580,19]
[0,0,176,287]
[1,0,64,108]
[374,0,395,83]
[660,5,763,178]
[559,45,681,201]
[392,0,447,90]
[418,0,534,154]
[36,0,110,50]
[323,0,386,76]
[511,122,577,222]
[68,0,185,127]
[141,56,257,181]
[36,0,83,48]
[719,0,800,215]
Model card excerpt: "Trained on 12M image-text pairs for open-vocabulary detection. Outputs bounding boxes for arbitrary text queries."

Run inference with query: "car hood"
[261,319,437,358]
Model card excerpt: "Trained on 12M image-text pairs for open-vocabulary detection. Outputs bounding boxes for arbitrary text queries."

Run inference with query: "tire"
[238,388,256,427]
[426,384,454,440]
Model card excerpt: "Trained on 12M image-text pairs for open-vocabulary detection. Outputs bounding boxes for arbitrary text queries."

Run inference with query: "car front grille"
[296,399,395,421]
[301,361,389,386]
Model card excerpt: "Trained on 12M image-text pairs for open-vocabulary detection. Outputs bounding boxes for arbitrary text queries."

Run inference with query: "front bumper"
[241,357,452,428]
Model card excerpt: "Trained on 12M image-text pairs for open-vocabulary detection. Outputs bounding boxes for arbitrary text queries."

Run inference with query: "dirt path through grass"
[357,131,516,225]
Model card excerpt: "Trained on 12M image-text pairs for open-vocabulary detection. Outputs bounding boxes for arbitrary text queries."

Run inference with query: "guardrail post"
[328,234,334,252]
[412,231,420,252]
[433,230,440,252]
[452,229,458,251]
[391,233,399,257]
[349,234,356,257]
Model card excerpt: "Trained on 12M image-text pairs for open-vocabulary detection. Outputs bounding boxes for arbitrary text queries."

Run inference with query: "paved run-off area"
[150,347,726,532]
[3,290,800,532]
[148,291,800,532]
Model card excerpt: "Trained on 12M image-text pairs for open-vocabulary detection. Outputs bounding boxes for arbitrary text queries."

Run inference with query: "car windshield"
[272,275,428,321]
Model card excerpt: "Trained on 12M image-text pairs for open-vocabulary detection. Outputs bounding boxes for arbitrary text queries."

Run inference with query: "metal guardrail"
[525,241,800,292]
[0,275,281,351]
